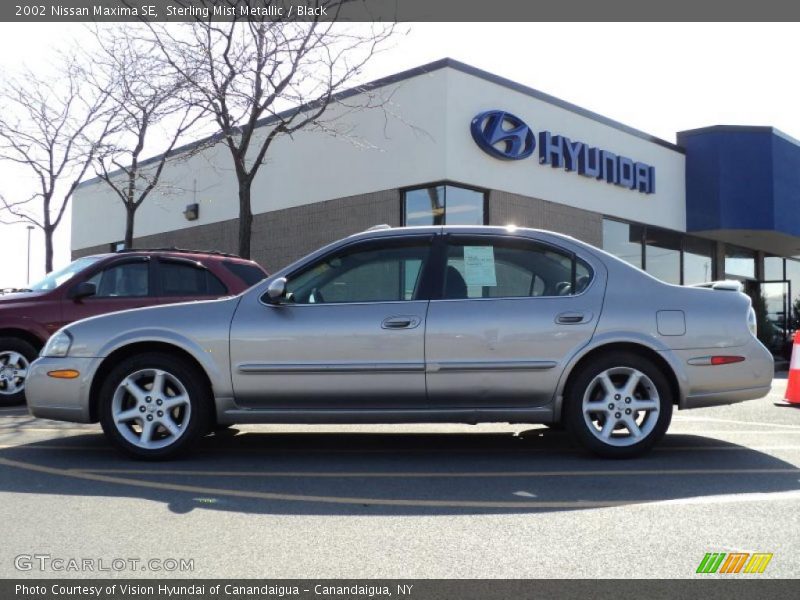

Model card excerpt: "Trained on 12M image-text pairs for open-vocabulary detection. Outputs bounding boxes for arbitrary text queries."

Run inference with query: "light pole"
[26,225,34,285]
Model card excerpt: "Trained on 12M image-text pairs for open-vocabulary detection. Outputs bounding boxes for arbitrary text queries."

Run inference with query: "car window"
[222,261,268,287]
[286,242,429,304]
[443,238,592,299]
[158,262,228,296]
[86,262,149,298]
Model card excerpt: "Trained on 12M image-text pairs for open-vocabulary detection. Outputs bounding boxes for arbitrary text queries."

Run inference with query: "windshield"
[29,256,104,291]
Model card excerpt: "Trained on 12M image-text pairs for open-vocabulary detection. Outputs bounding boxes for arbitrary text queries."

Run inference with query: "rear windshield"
[223,261,268,287]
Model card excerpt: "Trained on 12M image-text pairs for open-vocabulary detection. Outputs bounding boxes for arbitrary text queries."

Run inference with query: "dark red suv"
[0,248,267,405]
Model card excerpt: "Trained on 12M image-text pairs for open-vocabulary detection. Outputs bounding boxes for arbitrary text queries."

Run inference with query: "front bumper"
[26,356,101,423]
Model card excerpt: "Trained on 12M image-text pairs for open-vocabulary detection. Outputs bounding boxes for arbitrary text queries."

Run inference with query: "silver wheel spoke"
[140,420,155,444]
[163,395,189,410]
[624,415,642,437]
[621,371,642,397]
[151,371,166,396]
[599,417,617,439]
[631,398,659,412]
[115,408,141,424]
[598,373,616,395]
[123,379,147,403]
[159,417,180,437]
[5,352,22,367]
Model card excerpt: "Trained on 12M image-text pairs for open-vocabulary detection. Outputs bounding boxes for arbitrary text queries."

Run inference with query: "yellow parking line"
[79,467,800,478]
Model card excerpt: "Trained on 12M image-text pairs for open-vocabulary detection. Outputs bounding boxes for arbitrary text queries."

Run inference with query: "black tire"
[99,352,212,460]
[0,337,39,407]
[563,351,673,458]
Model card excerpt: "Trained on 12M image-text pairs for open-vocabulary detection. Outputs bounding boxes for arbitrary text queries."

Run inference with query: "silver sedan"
[26,226,773,459]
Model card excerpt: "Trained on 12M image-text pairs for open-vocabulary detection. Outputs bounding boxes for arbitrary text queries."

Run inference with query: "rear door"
[425,234,605,408]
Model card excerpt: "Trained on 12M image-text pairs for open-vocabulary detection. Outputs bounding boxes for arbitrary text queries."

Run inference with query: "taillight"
[710,356,745,366]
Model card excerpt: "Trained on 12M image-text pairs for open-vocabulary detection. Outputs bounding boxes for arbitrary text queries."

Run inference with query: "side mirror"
[69,281,97,301]
[265,277,288,303]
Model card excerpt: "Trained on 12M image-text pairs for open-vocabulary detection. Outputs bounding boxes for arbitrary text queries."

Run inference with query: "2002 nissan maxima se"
[26,225,773,459]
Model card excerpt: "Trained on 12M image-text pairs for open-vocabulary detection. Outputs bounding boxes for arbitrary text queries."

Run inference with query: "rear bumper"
[671,337,774,409]
[26,356,99,423]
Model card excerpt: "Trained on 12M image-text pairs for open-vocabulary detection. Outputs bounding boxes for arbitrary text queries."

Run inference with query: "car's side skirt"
[217,406,555,425]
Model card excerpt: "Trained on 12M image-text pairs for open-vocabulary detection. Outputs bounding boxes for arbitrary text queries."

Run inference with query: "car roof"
[84,249,260,265]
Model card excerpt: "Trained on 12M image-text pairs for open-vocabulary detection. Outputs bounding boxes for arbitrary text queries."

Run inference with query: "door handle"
[556,312,591,325]
[381,316,420,330]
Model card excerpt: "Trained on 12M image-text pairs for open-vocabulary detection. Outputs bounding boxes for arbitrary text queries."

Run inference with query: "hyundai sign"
[470,110,656,194]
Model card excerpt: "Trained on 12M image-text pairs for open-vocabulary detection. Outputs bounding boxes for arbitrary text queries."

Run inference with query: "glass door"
[760,280,791,359]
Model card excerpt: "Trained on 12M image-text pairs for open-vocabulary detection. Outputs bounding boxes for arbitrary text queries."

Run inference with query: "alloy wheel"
[581,366,660,447]
[111,368,192,450]
[0,351,30,396]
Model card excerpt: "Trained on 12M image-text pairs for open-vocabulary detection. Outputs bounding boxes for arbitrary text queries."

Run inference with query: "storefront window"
[725,245,756,279]
[764,256,785,281]
[602,219,643,269]
[403,184,484,226]
[683,237,714,285]
[786,259,800,329]
[645,229,681,284]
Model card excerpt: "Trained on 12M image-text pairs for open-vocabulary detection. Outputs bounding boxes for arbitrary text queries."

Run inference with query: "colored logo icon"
[470,110,535,160]
[696,552,773,574]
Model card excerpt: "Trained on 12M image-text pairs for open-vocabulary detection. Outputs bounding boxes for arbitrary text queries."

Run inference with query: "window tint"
[87,262,149,297]
[286,242,429,304]
[223,261,268,287]
[158,262,227,296]
[443,239,591,299]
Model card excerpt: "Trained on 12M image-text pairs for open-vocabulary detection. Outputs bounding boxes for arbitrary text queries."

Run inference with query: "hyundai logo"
[470,110,535,160]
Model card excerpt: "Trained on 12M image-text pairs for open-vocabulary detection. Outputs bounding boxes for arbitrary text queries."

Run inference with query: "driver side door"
[229,235,434,409]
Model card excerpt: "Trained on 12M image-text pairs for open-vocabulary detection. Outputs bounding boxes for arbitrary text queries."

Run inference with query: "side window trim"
[266,235,436,305]
[439,234,593,300]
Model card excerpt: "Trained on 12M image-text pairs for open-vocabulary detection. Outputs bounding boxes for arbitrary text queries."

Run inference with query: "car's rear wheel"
[564,352,673,458]
[0,337,38,406]
[99,352,212,459]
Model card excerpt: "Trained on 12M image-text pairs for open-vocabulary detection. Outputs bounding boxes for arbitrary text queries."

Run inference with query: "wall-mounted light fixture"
[183,203,199,221]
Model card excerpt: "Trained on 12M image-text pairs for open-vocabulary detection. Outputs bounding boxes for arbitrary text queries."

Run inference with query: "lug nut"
[614,394,620,400]
[139,406,146,413]
[615,412,621,419]
[625,397,631,402]
[608,403,614,410]
[146,415,154,421]
[156,399,163,406]
[625,409,632,415]
[157,411,163,417]
[145,396,152,403]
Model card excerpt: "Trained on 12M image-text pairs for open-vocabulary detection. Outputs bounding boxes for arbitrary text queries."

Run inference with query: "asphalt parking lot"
[1,377,799,579]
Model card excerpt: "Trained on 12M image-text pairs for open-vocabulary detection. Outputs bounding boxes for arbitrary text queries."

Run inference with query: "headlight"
[43,331,73,357]
[747,307,757,336]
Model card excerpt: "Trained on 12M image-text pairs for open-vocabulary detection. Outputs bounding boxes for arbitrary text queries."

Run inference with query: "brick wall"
[487,190,603,247]
[73,189,401,272]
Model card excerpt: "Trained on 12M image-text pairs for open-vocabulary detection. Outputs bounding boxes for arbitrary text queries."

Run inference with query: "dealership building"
[72,58,800,349]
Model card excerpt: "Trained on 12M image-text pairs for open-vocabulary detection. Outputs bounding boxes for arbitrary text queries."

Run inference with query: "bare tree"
[90,26,208,249]
[0,53,116,272]
[149,2,395,258]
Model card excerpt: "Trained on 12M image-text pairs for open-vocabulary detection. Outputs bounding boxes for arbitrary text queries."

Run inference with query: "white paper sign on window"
[463,246,497,287]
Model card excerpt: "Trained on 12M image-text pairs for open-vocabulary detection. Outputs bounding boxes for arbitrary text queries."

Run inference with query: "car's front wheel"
[99,352,212,459]
[564,352,673,458]
[0,337,38,406]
